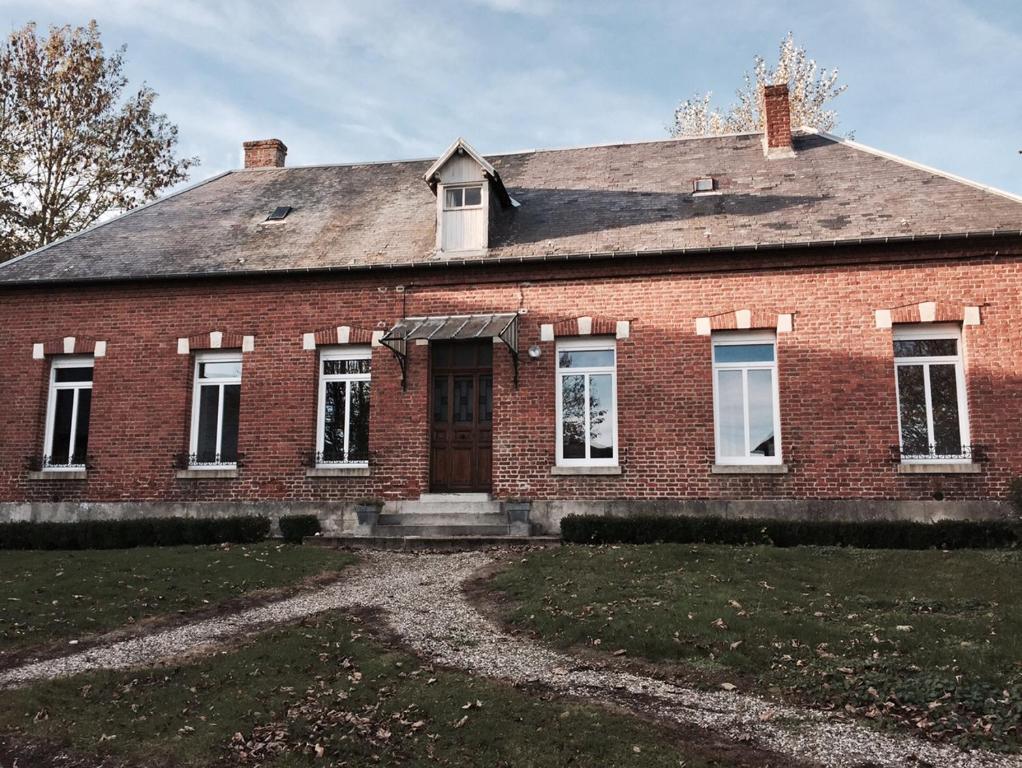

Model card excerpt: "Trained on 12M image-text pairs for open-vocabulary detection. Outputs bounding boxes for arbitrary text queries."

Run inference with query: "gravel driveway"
[2,550,1018,768]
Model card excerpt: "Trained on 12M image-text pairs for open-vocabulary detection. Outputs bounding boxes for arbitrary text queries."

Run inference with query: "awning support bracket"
[495,313,520,388]
[378,336,408,390]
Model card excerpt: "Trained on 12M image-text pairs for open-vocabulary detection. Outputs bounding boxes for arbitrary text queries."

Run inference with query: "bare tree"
[0,21,196,262]
[670,33,847,137]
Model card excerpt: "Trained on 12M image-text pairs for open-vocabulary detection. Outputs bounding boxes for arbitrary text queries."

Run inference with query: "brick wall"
[2,241,1020,511]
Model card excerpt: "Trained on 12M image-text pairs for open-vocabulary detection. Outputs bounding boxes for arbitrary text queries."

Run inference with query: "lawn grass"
[0,543,355,656]
[0,612,738,768]
[489,544,1022,751]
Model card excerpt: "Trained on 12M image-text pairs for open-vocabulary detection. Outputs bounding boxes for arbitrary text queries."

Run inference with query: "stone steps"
[376,512,507,527]
[308,535,561,552]
[374,523,511,537]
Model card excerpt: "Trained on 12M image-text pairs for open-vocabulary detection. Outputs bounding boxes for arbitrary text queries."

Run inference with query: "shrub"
[560,514,1021,550]
[278,514,321,543]
[0,516,270,550]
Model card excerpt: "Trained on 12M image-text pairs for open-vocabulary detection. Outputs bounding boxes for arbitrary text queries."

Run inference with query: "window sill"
[176,468,239,480]
[551,465,622,476]
[712,463,789,475]
[897,463,982,475]
[306,466,370,478]
[27,470,88,481]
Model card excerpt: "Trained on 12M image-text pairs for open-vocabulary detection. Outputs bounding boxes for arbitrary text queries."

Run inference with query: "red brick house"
[2,85,1021,536]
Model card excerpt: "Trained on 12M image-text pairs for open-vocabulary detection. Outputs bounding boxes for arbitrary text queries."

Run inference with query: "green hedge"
[560,514,1021,550]
[0,516,270,550]
[278,514,321,543]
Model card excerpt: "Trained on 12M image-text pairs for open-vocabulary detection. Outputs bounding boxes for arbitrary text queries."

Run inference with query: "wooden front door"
[430,340,493,492]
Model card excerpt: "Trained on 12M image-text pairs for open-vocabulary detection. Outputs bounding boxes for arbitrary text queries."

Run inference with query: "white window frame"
[316,346,372,467]
[442,183,484,211]
[893,323,970,464]
[711,330,783,465]
[555,337,618,467]
[189,351,242,469]
[43,355,95,470]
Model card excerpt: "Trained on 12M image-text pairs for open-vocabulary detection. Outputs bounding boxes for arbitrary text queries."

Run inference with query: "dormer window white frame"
[443,184,484,211]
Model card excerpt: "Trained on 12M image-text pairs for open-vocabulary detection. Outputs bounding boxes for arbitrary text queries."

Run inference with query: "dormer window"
[424,138,513,255]
[444,185,483,210]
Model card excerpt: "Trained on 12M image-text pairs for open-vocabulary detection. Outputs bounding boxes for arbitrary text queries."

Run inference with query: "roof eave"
[2,228,1019,288]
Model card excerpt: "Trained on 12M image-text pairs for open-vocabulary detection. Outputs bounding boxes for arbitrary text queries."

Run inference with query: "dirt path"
[2,551,1018,768]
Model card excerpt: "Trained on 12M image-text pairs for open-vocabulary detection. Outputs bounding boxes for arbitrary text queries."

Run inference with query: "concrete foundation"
[0,498,1014,537]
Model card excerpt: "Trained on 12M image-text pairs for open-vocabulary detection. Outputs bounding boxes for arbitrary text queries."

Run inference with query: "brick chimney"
[762,84,794,159]
[243,138,287,168]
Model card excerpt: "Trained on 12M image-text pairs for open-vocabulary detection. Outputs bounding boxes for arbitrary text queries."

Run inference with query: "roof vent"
[265,206,292,221]
[692,178,715,193]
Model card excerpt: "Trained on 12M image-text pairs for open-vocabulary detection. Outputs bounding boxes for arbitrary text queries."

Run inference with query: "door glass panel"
[220,384,240,463]
[561,374,585,459]
[196,386,220,462]
[897,365,928,456]
[478,375,493,423]
[929,364,962,456]
[747,369,775,456]
[51,389,75,464]
[322,381,346,462]
[463,185,482,206]
[348,381,370,461]
[588,373,614,458]
[432,376,448,422]
[72,388,92,465]
[558,349,614,368]
[453,376,474,423]
[717,369,745,458]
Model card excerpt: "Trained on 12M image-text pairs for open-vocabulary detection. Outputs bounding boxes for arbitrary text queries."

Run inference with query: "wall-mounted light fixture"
[527,345,542,359]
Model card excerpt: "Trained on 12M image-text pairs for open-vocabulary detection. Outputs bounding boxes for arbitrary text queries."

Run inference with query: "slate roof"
[2,130,1021,285]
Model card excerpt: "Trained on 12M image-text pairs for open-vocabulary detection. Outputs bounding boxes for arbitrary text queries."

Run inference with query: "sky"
[3,0,1021,195]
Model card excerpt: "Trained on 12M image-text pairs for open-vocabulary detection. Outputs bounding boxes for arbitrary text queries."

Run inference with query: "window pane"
[747,369,775,457]
[897,365,929,456]
[713,343,774,364]
[322,381,346,462]
[50,389,75,464]
[478,341,492,367]
[561,374,585,459]
[445,187,462,208]
[453,343,476,368]
[348,381,370,462]
[323,358,370,375]
[929,364,962,456]
[199,361,241,379]
[463,186,482,206]
[558,349,614,368]
[432,376,448,423]
[196,385,220,462]
[220,384,240,463]
[717,369,745,458]
[588,373,614,458]
[72,388,91,465]
[55,367,93,383]
[453,376,473,423]
[893,338,957,358]
[478,374,493,423]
